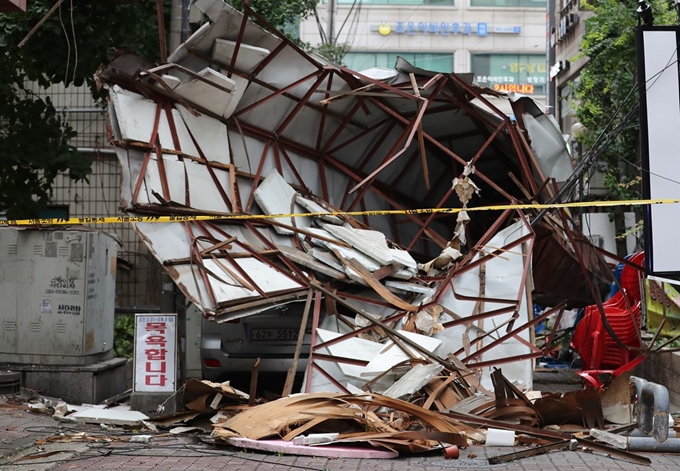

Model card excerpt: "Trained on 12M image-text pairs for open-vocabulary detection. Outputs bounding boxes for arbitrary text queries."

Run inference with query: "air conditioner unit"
[0,228,117,365]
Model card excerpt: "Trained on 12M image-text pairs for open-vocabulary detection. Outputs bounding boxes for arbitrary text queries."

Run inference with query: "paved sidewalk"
[0,407,61,457]
[17,440,680,471]
[3,408,680,471]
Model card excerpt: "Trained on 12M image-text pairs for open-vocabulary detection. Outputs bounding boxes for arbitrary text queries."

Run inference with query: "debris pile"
[79,0,678,465]
[2,364,678,467]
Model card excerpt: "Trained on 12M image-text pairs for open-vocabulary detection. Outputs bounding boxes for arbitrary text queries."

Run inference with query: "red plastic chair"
[572,252,645,373]
[572,300,641,371]
[620,252,645,304]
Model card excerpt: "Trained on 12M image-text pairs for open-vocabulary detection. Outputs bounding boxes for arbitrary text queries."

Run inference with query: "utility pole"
[327,0,335,45]
[169,0,184,54]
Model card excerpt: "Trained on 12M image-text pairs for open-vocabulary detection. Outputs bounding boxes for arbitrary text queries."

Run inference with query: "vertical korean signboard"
[133,314,177,392]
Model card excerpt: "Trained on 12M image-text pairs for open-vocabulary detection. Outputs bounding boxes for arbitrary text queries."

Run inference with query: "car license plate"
[250,328,300,341]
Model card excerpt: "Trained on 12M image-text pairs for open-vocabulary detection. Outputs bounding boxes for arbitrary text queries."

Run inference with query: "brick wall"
[634,351,680,406]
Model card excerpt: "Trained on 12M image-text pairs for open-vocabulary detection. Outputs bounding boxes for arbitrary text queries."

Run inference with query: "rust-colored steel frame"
[105,0,609,391]
[127,46,549,256]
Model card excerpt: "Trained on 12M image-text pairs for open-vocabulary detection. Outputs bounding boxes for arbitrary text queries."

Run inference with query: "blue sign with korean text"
[393,21,489,36]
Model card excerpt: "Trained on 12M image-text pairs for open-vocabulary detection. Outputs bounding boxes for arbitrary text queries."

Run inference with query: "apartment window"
[332,0,454,4]
[471,54,547,95]
[344,52,454,73]
[470,0,544,7]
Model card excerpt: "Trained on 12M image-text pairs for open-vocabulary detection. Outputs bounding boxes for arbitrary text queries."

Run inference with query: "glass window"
[39,206,70,219]
[470,0,544,7]
[471,54,547,95]
[344,52,454,73]
[332,0,454,4]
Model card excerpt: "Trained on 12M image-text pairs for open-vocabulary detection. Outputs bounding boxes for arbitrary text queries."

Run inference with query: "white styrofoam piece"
[212,38,271,73]
[176,105,230,165]
[308,228,383,272]
[277,245,346,280]
[303,316,380,393]
[107,101,122,140]
[70,407,149,426]
[315,328,383,379]
[299,227,341,248]
[323,225,395,266]
[156,74,181,90]
[174,68,237,118]
[385,280,435,296]
[345,383,365,395]
[184,160,231,213]
[362,330,442,378]
[388,248,417,270]
[392,267,417,280]
[140,155,187,205]
[110,86,174,148]
[169,108,201,157]
[253,171,310,234]
[358,67,399,82]
[344,266,369,286]
[221,73,249,119]
[295,195,343,225]
[381,364,444,400]
[309,248,345,272]
[292,433,339,446]
[202,257,304,303]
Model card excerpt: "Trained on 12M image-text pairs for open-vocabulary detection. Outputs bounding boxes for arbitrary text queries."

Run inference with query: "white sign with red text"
[133,314,177,393]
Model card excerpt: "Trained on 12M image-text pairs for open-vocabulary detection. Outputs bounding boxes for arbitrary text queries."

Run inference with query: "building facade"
[300,0,549,114]
[547,0,591,142]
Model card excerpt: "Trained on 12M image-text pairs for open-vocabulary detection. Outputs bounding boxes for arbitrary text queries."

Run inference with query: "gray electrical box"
[0,228,117,365]
[185,304,203,379]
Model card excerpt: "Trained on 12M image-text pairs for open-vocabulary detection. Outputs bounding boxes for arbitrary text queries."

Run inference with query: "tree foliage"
[227,0,318,34]
[227,0,351,64]
[0,0,166,218]
[0,0,345,219]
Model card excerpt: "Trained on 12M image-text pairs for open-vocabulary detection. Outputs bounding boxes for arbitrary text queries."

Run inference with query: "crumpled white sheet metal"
[102,0,583,389]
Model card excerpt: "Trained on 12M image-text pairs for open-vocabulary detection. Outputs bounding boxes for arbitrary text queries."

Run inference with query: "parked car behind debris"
[201,301,316,380]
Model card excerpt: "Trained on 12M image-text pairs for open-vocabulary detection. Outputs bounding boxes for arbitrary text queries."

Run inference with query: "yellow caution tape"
[0,198,678,227]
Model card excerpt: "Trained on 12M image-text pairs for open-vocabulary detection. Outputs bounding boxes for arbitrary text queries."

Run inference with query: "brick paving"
[0,407,63,457]
[26,441,680,471]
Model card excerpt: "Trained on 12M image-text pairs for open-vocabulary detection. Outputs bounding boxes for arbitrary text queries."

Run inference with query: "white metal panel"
[140,155,187,206]
[212,38,270,73]
[184,161,231,213]
[110,86,174,148]
[253,171,311,234]
[435,221,533,390]
[176,105,230,165]
[173,68,238,118]
[202,257,304,303]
